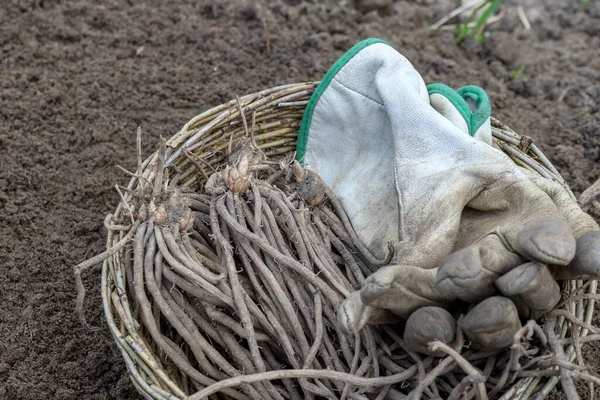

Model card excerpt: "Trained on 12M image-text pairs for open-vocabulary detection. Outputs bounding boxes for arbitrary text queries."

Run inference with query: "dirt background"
[1,0,599,399]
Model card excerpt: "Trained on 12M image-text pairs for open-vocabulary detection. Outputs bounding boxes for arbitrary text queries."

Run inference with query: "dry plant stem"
[74,220,140,329]
[261,350,303,400]
[298,220,352,297]
[558,289,598,308]
[429,0,484,29]
[325,227,365,287]
[341,335,362,400]
[104,213,131,231]
[145,235,229,383]
[251,183,263,235]
[317,207,375,277]
[180,234,220,274]
[189,364,421,400]
[160,289,274,400]
[188,236,220,264]
[301,293,324,373]
[407,356,455,400]
[161,267,228,308]
[364,327,380,378]
[549,309,600,334]
[228,195,308,346]
[214,196,340,305]
[231,195,312,346]
[160,226,224,283]
[113,244,136,324]
[152,251,163,328]
[228,199,311,358]
[301,211,354,292]
[557,334,600,345]
[429,342,486,400]
[136,127,145,199]
[209,198,268,376]
[256,185,310,258]
[131,222,247,400]
[169,294,226,350]
[155,227,232,307]
[122,248,139,320]
[578,177,600,209]
[184,150,211,183]
[154,137,167,198]
[545,318,579,400]
[320,184,389,267]
[115,164,152,183]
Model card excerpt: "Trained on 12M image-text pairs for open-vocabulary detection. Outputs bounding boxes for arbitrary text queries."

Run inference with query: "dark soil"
[1,0,599,399]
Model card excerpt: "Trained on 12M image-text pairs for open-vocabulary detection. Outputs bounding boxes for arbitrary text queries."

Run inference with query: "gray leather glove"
[342,172,600,350]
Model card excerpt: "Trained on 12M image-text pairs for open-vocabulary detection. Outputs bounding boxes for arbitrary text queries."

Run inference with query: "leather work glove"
[298,38,600,353]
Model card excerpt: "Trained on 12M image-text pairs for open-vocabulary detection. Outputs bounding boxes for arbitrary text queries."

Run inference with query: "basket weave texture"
[101,82,597,400]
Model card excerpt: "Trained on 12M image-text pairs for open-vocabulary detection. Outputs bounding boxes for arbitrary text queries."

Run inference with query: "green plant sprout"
[509,65,526,80]
[455,0,503,44]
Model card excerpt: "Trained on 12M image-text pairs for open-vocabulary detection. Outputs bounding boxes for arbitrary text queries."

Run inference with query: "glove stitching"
[501,265,534,294]
[530,238,569,264]
[332,77,385,107]
[489,230,517,255]
[439,268,485,285]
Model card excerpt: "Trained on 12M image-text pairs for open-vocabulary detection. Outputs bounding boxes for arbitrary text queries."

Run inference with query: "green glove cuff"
[297,38,391,163]
[427,83,492,139]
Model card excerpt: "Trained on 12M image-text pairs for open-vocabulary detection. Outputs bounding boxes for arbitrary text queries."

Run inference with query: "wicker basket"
[101,82,598,400]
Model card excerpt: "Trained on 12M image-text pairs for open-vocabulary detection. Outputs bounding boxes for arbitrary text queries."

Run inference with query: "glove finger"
[337,291,404,334]
[360,264,455,319]
[520,169,600,279]
[436,234,522,303]
[495,262,561,319]
[403,306,456,356]
[514,218,576,266]
[337,291,376,334]
[463,296,522,351]
[519,167,599,238]
[551,230,600,280]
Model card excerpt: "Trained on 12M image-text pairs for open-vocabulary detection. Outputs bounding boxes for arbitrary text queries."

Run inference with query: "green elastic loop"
[427,83,491,136]
[457,85,491,135]
[296,38,391,163]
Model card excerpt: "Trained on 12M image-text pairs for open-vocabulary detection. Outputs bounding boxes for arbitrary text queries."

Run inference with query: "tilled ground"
[0,0,599,398]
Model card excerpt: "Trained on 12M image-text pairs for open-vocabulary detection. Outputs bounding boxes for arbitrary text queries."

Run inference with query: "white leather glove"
[298,39,600,351]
